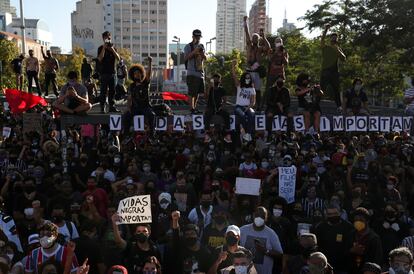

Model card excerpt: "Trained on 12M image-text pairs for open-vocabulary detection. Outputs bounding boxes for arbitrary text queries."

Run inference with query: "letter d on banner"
[255,115,266,130]
[229,115,236,131]
[109,115,122,131]
[133,115,145,131]
[156,117,167,131]
[192,115,204,130]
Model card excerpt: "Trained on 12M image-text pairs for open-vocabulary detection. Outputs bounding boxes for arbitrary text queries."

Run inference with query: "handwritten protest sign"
[278,166,297,204]
[235,177,261,196]
[23,113,42,133]
[117,195,152,224]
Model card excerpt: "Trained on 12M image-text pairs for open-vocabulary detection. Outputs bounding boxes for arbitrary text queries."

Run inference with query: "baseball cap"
[226,225,240,237]
[192,29,202,37]
[28,234,40,245]
[283,155,292,161]
[158,192,172,204]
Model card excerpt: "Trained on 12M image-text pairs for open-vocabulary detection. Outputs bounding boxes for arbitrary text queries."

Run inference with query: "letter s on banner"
[192,115,204,130]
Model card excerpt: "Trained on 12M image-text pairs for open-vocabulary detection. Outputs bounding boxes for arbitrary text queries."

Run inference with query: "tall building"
[7,18,52,47]
[0,0,16,17]
[71,0,168,67]
[248,0,271,35]
[277,10,296,33]
[216,0,246,54]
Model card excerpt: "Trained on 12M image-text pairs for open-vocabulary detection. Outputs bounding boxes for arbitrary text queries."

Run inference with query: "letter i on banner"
[133,115,145,131]
[391,117,403,132]
[109,115,122,131]
[155,117,167,131]
[320,116,331,132]
[192,115,204,130]
[173,115,185,131]
[294,115,305,132]
[229,115,236,131]
[272,116,281,131]
[403,117,413,132]
[369,116,379,132]
[255,115,266,130]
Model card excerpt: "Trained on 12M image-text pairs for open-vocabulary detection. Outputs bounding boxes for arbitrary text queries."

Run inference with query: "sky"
[10,0,323,53]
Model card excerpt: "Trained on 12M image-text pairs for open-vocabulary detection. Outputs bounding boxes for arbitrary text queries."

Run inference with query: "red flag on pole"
[162,92,189,101]
[4,89,47,114]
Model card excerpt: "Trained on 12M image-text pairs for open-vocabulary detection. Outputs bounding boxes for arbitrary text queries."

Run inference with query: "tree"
[0,40,19,90]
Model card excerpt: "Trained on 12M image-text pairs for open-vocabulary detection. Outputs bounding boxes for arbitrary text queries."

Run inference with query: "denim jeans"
[99,73,116,108]
[123,106,156,132]
[235,105,255,133]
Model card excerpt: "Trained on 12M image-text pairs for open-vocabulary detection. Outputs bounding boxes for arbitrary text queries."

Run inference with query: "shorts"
[186,75,205,97]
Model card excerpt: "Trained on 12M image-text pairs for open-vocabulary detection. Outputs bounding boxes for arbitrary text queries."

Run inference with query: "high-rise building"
[7,18,52,47]
[248,0,271,35]
[216,0,246,54]
[277,9,296,33]
[0,0,16,17]
[71,0,168,67]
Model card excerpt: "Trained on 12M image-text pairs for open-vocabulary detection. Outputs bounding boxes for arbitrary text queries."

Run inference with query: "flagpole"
[19,0,26,55]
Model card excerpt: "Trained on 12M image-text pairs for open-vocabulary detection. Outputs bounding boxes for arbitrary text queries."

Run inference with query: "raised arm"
[146,56,153,81]
[243,16,251,47]
[231,60,240,87]
[321,24,330,47]
[261,33,271,55]
[111,213,127,250]
[41,46,47,59]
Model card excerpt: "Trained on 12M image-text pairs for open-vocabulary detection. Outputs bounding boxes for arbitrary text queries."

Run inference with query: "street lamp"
[172,36,180,83]
[19,0,26,55]
[208,37,216,53]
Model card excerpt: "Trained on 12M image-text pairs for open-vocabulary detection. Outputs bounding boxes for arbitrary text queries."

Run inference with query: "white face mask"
[24,208,34,217]
[160,202,170,210]
[273,209,283,217]
[354,84,362,92]
[261,161,269,169]
[114,157,121,164]
[234,265,248,274]
[40,236,56,249]
[6,253,13,262]
[143,166,151,173]
[245,78,251,85]
[254,217,265,227]
[275,42,282,47]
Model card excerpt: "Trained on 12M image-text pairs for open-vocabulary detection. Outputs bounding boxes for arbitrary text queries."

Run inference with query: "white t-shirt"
[404,87,414,111]
[58,222,80,242]
[236,86,256,106]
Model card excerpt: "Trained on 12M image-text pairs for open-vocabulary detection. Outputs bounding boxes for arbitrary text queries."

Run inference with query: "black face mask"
[135,233,148,243]
[301,246,317,258]
[215,216,226,225]
[25,186,36,194]
[201,201,211,209]
[185,237,198,247]
[327,216,341,225]
[226,235,238,246]
[52,215,65,223]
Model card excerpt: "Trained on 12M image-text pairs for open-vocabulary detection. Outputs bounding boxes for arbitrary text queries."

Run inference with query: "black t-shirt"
[11,58,23,74]
[97,46,117,74]
[200,223,226,252]
[345,88,368,109]
[124,240,161,274]
[75,235,104,274]
[129,79,151,111]
[297,87,321,111]
[212,245,251,273]
[207,86,225,111]
[267,86,290,112]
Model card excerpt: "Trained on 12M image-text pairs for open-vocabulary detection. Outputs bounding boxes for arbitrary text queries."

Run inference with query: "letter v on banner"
[109,115,122,131]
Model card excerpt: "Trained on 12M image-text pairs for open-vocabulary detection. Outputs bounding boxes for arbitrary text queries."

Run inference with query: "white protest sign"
[235,177,261,196]
[278,166,297,204]
[192,115,204,130]
[109,115,122,131]
[369,116,379,132]
[2,127,11,138]
[320,116,331,132]
[255,115,266,130]
[294,115,305,132]
[133,115,145,131]
[355,116,368,132]
[155,117,167,131]
[117,195,152,224]
[173,115,185,131]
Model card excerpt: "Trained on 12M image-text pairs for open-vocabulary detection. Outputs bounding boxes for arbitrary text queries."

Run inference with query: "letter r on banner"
[369,116,379,132]
[133,115,145,131]
[255,115,266,130]
[109,115,122,131]
[192,115,204,130]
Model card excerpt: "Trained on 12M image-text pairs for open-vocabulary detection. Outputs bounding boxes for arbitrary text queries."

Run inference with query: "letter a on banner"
[320,116,331,132]
[333,116,344,131]
[294,115,305,132]
[229,115,236,131]
[133,115,145,131]
[280,116,288,131]
[192,115,204,130]
[155,117,167,131]
[369,116,379,132]
[109,115,122,131]
[173,115,185,131]
[403,117,413,132]
[355,116,368,132]
[255,115,266,130]
[391,117,403,132]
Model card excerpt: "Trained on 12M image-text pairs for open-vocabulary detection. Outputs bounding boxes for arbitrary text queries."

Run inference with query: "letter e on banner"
[133,115,145,131]
[391,117,403,132]
[255,115,266,130]
[156,117,167,131]
[294,115,305,132]
[320,116,331,132]
[173,115,185,131]
[109,115,122,131]
[355,116,368,132]
[403,117,413,132]
[229,115,236,131]
[369,116,379,132]
[192,115,204,130]
[333,116,344,131]
[380,117,391,132]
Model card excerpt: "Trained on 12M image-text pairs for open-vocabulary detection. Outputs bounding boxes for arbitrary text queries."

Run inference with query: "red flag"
[4,89,47,114]
[162,92,189,101]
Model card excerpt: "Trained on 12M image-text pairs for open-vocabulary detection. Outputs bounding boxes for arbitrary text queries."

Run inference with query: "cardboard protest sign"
[278,166,297,204]
[235,177,261,196]
[109,115,122,131]
[117,195,152,224]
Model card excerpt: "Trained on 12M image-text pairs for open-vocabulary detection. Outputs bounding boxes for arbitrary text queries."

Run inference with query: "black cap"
[192,29,202,37]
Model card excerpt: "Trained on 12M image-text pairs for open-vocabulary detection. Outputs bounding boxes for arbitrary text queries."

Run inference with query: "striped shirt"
[404,88,414,111]
[25,244,78,273]
[301,198,326,218]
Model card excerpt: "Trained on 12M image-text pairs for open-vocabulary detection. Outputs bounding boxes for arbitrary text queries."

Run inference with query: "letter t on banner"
[109,115,122,131]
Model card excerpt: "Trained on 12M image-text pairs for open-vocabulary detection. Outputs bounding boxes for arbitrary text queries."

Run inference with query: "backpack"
[184,42,195,70]
[56,221,74,245]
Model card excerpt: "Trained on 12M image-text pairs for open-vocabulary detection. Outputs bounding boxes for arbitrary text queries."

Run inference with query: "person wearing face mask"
[240,207,283,274]
[320,24,346,114]
[383,247,414,274]
[170,173,197,214]
[168,211,213,274]
[384,176,402,203]
[313,204,354,274]
[112,214,161,274]
[50,204,79,244]
[300,251,333,274]
[139,161,158,184]
[74,220,106,274]
[268,197,294,257]
[285,233,318,274]
[343,78,370,115]
[141,256,162,274]
[265,75,291,119]
[13,177,46,222]
[201,207,230,253]
[204,73,230,130]
[25,222,79,273]
[214,250,257,274]
[349,207,383,274]
[232,60,256,137]
[82,176,109,218]
[0,241,24,274]
[188,191,214,231]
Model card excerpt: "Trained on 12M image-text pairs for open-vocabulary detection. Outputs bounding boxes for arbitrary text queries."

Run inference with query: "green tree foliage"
[0,40,19,90]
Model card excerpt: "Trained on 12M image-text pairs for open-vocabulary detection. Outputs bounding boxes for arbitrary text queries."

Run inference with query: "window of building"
[159,53,166,57]
[141,53,148,57]
[151,10,156,14]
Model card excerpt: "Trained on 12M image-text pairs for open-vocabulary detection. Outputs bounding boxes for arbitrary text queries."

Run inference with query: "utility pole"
[19,0,26,55]
[172,36,180,83]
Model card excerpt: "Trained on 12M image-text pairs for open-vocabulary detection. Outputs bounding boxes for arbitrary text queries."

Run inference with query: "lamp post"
[208,37,216,53]
[172,36,180,83]
[19,0,26,55]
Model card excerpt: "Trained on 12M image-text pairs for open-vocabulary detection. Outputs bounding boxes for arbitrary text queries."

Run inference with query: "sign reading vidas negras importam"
[108,114,413,133]
[116,195,152,224]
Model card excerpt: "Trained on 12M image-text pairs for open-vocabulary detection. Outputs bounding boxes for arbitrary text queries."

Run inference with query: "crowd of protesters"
[2,16,414,274]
